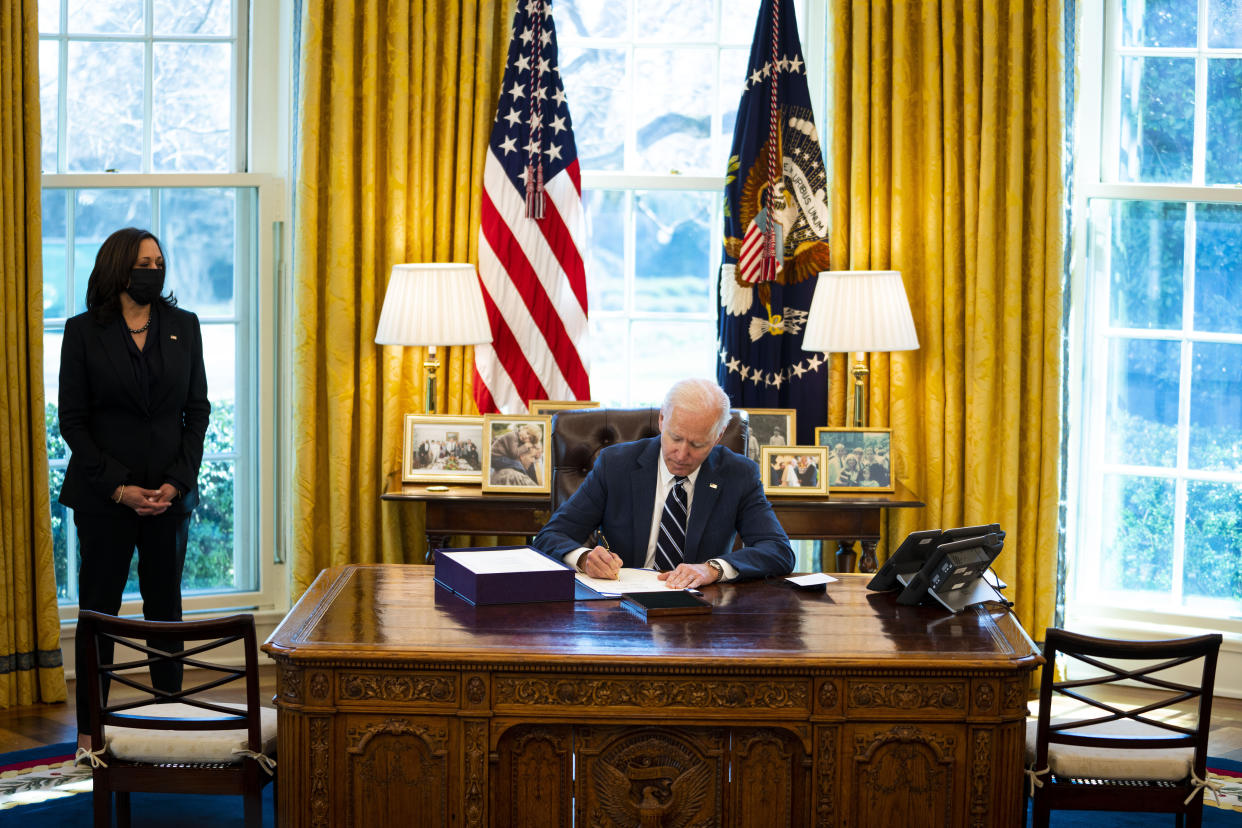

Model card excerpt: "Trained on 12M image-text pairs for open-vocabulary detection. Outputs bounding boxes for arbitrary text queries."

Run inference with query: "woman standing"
[58,227,210,744]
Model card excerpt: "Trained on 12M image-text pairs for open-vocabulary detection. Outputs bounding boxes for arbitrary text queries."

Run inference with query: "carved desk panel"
[263,565,1039,827]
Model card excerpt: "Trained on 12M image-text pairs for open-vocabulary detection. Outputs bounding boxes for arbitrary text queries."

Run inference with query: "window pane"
[633,190,715,312]
[1189,343,1242,471]
[42,192,69,319]
[38,1,59,33]
[44,334,67,458]
[1194,203,1242,333]
[556,0,627,38]
[153,42,233,171]
[1206,59,1242,185]
[560,47,626,171]
[1101,474,1174,592]
[719,46,750,165]
[159,188,236,315]
[40,41,58,173]
[154,0,232,35]
[67,0,142,34]
[73,189,154,309]
[1105,338,1179,467]
[629,319,716,405]
[1118,56,1194,184]
[583,189,626,311]
[636,0,714,41]
[184,461,236,591]
[66,41,144,172]
[1107,199,1184,329]
[634,47,713,173]
[1209,0,1242,47]
[1183,480,1242,603]
[48,469,71,600]
[721,0,764,44]
[1120,0,1196,47]
[587,317,628,405]
[202,324,236,450]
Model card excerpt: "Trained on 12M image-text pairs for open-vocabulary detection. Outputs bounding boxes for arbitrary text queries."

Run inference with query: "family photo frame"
[741,408,797,463]
[402,415,485,485]
[760,445,829,497]
[814,427,894,492]
[481,414,553,494]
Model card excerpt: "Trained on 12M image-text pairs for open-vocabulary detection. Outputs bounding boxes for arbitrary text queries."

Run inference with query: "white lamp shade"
[801,270,919,353]
[374,263,493,347]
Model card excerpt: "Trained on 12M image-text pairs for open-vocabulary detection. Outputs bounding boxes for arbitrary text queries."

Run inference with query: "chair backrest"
[1033,627,1222,775]
[550,407,749,511]
[77,610,264,752]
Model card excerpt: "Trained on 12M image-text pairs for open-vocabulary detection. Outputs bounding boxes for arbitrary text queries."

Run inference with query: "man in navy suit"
[533,378,794,589]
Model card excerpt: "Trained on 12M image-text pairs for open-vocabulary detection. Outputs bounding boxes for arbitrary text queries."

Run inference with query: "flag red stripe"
[472,365,498,414]
[537,161,588,314]
[480,189,590,398]
[476,277,549,406]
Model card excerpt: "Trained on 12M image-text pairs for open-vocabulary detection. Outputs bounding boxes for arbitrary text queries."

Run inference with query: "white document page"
[575,568,672,597]
[439,547,566,574]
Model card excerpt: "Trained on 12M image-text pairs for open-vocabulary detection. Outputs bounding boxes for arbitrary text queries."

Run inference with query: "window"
[1068,0,1242,626]
[39,0,283,615]
[555,0,823,405]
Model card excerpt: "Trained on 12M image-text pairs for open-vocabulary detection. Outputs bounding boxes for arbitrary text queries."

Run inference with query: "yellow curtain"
[828,0,1063,636]
[0,0,67,707]
[292,0,515,599]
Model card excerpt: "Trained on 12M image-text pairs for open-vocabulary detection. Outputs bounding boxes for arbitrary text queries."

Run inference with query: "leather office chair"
[77,610,277,828]
[1024,627,1222,828]
[550,406,748,511]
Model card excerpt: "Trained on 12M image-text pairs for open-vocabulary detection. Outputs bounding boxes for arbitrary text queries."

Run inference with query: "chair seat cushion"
[105,703,277,766]
[1025,717,1193,782]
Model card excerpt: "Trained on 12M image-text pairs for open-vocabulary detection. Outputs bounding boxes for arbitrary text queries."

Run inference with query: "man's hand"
[658,562,718,590]
[579,545,623,580]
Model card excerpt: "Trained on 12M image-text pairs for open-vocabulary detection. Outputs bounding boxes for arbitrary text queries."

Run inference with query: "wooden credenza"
[381,480,924,572]
[263,565,1040,827]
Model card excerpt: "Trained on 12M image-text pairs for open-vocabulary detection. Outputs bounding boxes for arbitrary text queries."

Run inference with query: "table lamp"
[801,269,919,427]
[374,262,493,416]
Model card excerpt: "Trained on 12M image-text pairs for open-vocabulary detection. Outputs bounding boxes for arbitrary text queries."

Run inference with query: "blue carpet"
[0,742,274,827]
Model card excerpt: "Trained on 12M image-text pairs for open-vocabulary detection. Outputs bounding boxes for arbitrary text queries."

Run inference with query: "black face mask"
[126,268,165,306]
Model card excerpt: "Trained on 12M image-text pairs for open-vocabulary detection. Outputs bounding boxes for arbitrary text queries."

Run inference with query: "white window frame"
[562,0,828,405]
[1065,0,1242,695]
[42,0,295,635]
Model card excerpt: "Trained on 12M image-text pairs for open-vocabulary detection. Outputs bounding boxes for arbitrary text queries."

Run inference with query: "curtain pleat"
[829,0,1062,637]
[0,0,67,708]
[292,0,514,599]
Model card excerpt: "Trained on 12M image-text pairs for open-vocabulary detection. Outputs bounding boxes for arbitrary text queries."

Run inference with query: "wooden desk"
[263,565,1040,827]
[381,482,924,573]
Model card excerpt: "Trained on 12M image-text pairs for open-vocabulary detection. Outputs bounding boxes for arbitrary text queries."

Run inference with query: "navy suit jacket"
[58,304,210,515]
[533,437,794,580]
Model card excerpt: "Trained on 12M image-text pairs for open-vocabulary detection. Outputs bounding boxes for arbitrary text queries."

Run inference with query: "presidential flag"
[718,0,831,443]
[474,0,589,414]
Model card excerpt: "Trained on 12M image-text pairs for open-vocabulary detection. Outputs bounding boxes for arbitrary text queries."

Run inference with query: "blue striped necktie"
[655,476,689,571]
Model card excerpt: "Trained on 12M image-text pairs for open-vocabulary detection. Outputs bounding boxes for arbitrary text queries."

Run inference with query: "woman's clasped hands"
[114,483,180,516]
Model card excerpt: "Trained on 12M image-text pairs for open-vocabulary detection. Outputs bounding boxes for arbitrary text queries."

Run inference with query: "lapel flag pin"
[709,483,718,489]
[170,335,178,340]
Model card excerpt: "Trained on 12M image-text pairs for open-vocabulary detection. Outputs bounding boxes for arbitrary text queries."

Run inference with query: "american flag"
[473,0,590,414]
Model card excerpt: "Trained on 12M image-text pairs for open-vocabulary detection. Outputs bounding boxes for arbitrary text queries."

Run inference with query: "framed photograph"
[528,399,600,416]
[742,408,797,462]
[760,446,829,498]
[814,427,894,492]
[403,415,485,484]
[481,414,553,494]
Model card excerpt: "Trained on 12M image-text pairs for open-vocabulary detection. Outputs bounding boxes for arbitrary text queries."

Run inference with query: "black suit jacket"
[58,304,210,515]
[533,437,794,580]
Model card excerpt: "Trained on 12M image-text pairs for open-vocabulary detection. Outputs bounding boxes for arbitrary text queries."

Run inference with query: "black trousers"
[74,508,190,734]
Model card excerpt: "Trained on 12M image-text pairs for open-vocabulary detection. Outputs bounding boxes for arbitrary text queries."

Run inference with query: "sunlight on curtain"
[0,0,67,707]
[291,0,514,599]
[828,0,1063,636]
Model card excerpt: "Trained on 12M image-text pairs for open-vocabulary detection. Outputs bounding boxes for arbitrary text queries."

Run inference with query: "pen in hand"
[584,530,623,580]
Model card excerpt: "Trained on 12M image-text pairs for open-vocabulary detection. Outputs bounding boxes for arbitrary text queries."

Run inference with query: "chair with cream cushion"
[1025,627,1222,828]
[77,610,277,828]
